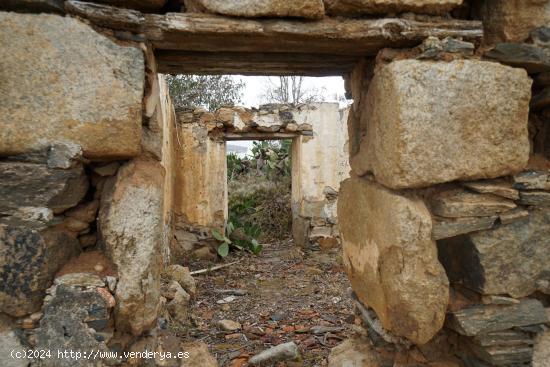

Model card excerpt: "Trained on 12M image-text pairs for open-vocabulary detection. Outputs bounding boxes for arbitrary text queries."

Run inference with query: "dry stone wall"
[339,4,550,365]
[0,9,185,365]
[1,0,550,366]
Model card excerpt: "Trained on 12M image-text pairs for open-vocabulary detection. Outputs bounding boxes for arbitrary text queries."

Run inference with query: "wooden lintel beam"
[223,132,310,141]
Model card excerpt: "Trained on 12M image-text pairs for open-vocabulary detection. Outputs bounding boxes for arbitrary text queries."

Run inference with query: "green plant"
[212,221,262,258]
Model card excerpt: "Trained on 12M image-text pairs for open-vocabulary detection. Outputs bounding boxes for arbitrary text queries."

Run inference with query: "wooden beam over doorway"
[66,1,484,75]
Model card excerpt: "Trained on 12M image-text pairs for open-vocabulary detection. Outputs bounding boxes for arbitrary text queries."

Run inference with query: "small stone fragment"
[54,273,105,288]
[248,341,301,365]
[92,162,120,177]
[217,319,241,331]
[163,265,197,297]
[47,142,83,169]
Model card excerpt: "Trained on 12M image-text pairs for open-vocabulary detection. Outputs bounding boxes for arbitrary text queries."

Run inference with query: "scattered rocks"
[217,319,241,331]
[54,272,105,288]
[166,284,191,324]
[99,158,165,335]
[0,12,144,159]
[338,177,449,344]
[438,207,550,297]
[163,264,197,297]
[186,0,325,19]
[351,59,531,189]
[248,341,301,365]
[429,189,517,218]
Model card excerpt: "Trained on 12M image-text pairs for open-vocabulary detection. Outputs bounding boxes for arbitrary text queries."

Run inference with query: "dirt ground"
[179,239,356,366]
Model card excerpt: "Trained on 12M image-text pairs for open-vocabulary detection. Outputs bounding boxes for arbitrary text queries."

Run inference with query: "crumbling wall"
[0,10,180,366]
[291,103,350,249]
[338,3,550,364]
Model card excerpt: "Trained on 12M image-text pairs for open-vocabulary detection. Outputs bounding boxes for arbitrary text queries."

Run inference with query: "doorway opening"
[168,74,355,364]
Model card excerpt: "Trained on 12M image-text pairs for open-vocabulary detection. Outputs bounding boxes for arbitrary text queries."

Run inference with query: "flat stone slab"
[484,43,550,74]
[462,179,519,200]
[438,207,550,297]
[518,191,550,206]
[429,188,517,218]
[513,171,550,190]
[432,215,497,240]
[351,59,531,189]
[0,12,144,159]
[446,299,547,336]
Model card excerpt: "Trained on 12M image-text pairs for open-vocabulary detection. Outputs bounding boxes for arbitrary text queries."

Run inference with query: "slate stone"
[36,284,111,367]
[0,225,81,317]
[466,340,534,366]
[484,43,550,74]
[0,161,88,215]
[429,188,516,218]
[513,170,550,190]
[485,43,550,73]
[446,299,547,336]
[432,215,497,240]
[518,190,550,206]
[462,179,519,200]
[438,207,550,297]
[499,207,530,225]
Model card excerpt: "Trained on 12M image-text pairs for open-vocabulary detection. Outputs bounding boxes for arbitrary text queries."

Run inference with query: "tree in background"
[166,75,245,111]
[261,76,325,104]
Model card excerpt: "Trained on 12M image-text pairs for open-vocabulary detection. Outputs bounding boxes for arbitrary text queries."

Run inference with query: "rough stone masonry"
[0,0,549,366]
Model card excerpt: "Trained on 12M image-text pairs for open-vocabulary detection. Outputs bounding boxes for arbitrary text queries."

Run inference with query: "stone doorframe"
[171,103,350,254]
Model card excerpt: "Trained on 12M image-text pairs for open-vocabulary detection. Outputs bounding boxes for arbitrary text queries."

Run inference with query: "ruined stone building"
[0,0,549,366]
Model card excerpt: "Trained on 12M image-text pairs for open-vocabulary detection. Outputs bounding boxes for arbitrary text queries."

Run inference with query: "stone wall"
[291,103,350,249]
[0,10,182,365]
[338,6,550,364]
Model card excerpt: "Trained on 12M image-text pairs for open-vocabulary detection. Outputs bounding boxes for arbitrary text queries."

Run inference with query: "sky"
[234,75,347,108]
[228,76,348,154]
